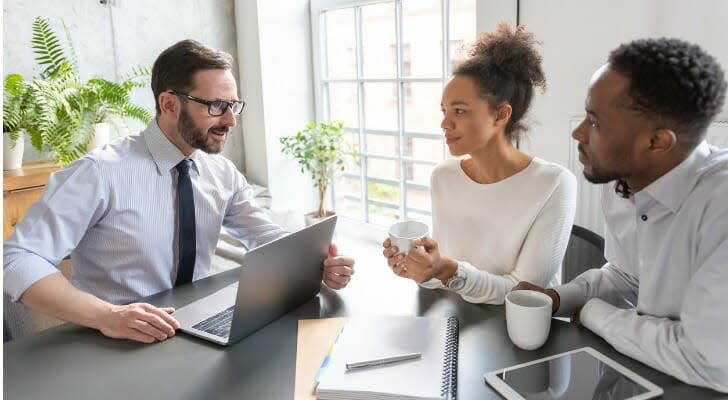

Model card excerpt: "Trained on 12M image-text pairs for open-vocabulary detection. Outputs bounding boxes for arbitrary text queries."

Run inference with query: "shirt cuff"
[553,281,587,318]
[579,298,618,335]
[3,256,60,302]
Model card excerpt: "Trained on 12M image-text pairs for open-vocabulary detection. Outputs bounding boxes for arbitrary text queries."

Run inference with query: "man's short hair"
[151,40,234,115]
[609,38,726,148]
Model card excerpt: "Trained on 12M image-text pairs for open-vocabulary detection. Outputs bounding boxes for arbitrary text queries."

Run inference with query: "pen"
[346,352,422,370]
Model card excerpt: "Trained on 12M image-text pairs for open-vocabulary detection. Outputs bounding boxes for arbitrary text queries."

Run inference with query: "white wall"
[235,0,318,214]
[475,0,728,233]
[519,0,728,166]
[3,0,246,169]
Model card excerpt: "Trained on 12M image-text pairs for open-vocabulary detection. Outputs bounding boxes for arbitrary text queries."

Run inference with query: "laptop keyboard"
[192,306,235,338]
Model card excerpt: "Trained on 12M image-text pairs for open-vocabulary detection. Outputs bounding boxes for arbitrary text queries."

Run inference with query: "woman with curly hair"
[383,22,576,304]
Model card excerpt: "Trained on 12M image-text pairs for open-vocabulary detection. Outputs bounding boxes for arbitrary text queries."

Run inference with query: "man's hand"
[322,243,355,289]
[97,303,180,343]
[512,281,560,315]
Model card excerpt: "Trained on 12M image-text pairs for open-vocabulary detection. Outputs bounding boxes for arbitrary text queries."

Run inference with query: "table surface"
[4,266,725,400]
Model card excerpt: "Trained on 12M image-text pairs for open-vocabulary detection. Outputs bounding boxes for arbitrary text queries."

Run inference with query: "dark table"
[4,267,725,399]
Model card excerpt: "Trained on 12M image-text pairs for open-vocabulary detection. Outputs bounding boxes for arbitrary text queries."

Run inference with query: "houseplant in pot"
[280,120,356,225]
[3,74,35,170]
[17,17,152,164]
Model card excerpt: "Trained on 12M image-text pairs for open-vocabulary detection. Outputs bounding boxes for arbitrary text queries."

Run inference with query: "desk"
[3,267,723,399]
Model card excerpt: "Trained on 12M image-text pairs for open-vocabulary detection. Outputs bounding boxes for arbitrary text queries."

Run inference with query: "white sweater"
[421,158,576,304]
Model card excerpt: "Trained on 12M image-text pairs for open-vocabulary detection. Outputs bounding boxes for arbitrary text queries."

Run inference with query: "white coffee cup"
[505,290,553,350]
[388,220,429,255]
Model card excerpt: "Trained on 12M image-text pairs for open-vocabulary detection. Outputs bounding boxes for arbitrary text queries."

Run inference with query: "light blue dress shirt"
[3,121,287,305]
[555,141,728,392]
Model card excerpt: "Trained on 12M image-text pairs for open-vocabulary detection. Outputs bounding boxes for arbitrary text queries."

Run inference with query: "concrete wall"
[3,0,245,169]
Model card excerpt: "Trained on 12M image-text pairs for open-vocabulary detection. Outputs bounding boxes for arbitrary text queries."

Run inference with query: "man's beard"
[178,106,229,154]
[579,144,619,184]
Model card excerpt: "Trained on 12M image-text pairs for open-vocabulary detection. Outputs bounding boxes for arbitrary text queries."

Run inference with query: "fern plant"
[16,17,153,164]
[3,73,35,142]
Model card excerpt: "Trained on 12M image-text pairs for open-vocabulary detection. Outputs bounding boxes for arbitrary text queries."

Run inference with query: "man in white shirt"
[514,38,728,392]
[3,40,355,344]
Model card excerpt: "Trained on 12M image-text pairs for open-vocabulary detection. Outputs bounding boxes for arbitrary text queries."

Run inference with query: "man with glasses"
[4,40,356,344]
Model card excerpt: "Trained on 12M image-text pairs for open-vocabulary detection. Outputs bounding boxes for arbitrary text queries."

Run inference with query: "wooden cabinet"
[4,161,62,240]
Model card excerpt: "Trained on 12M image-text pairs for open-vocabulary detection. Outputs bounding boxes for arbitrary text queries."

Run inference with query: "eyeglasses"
[170,91,245,116]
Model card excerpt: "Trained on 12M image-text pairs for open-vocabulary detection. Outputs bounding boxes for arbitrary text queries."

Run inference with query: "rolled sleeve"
[3,158,108,302]
[3,253,59,302]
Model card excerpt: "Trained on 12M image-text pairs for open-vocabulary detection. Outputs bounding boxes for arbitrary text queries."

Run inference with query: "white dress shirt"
[555,141,728,392]
[421,158,577,304]
[4,121,286,305]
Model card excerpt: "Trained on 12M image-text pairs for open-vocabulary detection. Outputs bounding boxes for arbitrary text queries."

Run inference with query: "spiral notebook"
[316,316,459,400]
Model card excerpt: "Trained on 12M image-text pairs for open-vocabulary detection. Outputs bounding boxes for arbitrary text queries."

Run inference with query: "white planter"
[87,122,111,152]
[4,130,25,170]
[304,210,336,226]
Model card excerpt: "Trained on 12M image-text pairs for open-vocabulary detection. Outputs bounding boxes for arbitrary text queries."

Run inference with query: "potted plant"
[3,74,34,170]
[13,17,152,164]
[280,120,356,224]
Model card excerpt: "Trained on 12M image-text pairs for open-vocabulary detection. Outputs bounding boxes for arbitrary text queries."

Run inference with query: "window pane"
[404,136,443,161]
[404,161,435,186]
[449,0,477,74]
[402,0,442,77]
[368,181,399,204]
[366,133,399,157]
[403,82,442,133]
[325,9,357,79]
[405,210,432,230]
[361,2,396,78]
[334,176,363,219]
[328,83,359,128]
[367,157,400,181]
[364,82,398,131]
[406,186,431,212]
[368,205,399,227]
[343,131,362,174]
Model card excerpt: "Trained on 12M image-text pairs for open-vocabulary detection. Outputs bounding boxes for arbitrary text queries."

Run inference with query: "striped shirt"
[3,121,286,304]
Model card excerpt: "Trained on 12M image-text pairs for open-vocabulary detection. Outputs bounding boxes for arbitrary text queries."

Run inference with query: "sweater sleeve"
[455,169,577,304]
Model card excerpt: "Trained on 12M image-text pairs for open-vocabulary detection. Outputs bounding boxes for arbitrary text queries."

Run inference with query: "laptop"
[173,215,337,346]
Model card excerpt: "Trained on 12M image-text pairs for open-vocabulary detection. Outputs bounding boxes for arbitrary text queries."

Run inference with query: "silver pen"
[346,352,422,370]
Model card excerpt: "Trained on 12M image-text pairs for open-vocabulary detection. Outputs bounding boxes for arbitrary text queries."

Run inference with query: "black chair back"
[562,225,607,283]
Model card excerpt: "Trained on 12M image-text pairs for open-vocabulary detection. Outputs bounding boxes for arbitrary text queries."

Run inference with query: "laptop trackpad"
[174,283,238,327]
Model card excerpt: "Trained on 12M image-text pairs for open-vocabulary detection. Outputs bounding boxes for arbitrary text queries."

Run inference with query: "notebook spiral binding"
[440,316,459,400]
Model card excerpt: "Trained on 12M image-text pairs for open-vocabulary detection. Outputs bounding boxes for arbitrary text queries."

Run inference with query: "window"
[312,0,476,227]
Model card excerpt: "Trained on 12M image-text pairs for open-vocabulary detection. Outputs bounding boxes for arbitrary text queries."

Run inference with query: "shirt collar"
[637,141,712,213]
[143,120,201,176]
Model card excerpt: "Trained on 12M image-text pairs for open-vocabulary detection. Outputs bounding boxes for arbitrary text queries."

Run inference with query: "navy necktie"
[175,159,196,286]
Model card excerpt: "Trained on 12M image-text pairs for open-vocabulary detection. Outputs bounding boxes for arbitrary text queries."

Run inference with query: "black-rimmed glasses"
[171,91,245,116]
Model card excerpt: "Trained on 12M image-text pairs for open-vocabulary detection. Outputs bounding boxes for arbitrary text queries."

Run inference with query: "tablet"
[484,347,663,400]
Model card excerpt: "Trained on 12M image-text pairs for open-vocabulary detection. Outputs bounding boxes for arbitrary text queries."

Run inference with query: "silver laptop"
[173,216,337,346]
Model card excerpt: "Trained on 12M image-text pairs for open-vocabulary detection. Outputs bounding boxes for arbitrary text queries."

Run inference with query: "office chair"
[562,225,607,284]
